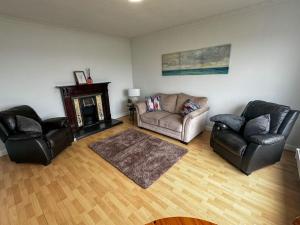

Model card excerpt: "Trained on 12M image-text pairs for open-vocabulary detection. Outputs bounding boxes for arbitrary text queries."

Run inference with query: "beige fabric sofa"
[135,93,209,143]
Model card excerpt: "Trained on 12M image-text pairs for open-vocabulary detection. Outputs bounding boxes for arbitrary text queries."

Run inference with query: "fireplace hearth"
[57,82,122,139]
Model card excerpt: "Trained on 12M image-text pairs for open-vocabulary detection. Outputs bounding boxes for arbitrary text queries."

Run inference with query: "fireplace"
[57,82,122,139]
[73,94,104,127]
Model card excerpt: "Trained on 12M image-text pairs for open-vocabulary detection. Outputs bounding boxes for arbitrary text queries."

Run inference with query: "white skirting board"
[0,141,7,157]
[0,150,7,157]
[296,149,300,179]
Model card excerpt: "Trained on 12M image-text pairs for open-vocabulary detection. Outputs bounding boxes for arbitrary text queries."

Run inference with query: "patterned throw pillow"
[145,95,162,112]
[151,95,161,111]
[145,97,154,112]
[181,99,201,116]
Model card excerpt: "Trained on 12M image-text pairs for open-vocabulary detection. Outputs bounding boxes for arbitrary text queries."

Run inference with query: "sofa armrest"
[184,106,209,120]
[182,106,209,143]
[247,134,285,145]
[135,101,147,115]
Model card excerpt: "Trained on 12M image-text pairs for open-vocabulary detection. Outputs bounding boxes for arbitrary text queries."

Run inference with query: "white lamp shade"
[128,88,140,97]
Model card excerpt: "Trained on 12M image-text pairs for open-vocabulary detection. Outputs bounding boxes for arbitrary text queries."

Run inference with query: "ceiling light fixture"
[128,0,143,3]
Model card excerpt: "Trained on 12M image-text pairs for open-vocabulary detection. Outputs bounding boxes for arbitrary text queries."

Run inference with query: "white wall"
[0,17,133,155]
[131,0,300,150]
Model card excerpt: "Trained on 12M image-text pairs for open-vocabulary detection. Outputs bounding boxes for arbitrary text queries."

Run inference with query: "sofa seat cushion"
[175,93,208,113]
[159,114,183,132]
[141,111,170,126]
[159,94,178,113]
[214,130,247,157]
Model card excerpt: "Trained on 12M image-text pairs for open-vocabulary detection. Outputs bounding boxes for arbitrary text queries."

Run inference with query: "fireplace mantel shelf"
[56,82,111,89]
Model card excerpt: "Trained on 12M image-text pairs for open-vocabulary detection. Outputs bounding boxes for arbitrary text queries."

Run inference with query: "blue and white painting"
[162,44,231,76]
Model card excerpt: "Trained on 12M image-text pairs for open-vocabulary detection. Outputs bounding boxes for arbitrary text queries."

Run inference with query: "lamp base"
[128,97,139,105]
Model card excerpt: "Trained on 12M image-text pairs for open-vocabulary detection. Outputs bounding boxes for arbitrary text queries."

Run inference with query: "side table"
[128,105,136,123]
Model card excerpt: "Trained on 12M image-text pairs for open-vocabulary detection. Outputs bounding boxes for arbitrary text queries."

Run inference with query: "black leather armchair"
[0,105,73,165]
[210,100,299,175]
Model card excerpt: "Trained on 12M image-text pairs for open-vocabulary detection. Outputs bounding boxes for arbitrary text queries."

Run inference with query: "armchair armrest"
[5,134,52,165]
[247,134,285,145]
[42,117,69,131]
[135,101,147,115]
[7,132,42,141]
[213,122,230,130]
[210,114,245,132]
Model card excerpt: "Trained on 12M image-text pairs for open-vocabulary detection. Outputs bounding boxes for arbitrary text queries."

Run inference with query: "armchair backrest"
[241,100,290,134]
[277,110,300,139]
[0,105,42,142]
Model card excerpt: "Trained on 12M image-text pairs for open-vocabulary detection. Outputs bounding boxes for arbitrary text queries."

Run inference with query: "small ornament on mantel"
[86,68,93,84]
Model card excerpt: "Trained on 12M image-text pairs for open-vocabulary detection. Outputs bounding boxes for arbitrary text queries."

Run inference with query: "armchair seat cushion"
[159,114,183,132]
[141,111,170,126]
[214,130,247,157]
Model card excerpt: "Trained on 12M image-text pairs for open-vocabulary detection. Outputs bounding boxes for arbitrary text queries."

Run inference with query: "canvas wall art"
[162,44,231,76]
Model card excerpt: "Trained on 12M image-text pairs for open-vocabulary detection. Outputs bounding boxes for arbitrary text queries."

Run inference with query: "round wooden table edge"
[145,216,217,225]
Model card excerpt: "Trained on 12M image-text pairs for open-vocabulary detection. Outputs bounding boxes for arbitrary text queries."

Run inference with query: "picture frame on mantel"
[74,71,87,85]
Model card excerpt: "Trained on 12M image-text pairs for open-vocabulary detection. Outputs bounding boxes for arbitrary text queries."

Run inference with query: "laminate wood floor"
[0,117,299,225]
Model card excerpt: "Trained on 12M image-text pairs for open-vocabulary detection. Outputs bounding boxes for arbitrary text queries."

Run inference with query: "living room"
[0,0,299,224]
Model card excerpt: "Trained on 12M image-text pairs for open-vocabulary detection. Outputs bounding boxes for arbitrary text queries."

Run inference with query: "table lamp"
[128,88,140,105]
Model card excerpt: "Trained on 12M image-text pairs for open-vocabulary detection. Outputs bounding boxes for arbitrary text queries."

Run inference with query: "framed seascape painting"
[162,44,231,76]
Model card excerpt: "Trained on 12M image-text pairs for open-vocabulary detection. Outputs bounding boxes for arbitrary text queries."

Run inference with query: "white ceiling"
[0,0,268,38]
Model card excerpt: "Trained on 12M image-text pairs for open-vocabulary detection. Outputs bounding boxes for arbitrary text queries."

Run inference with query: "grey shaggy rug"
[89,129,187,189]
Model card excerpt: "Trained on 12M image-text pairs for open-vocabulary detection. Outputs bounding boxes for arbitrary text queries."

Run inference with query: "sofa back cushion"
[158,94,178,113]
[175,93,208,113]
